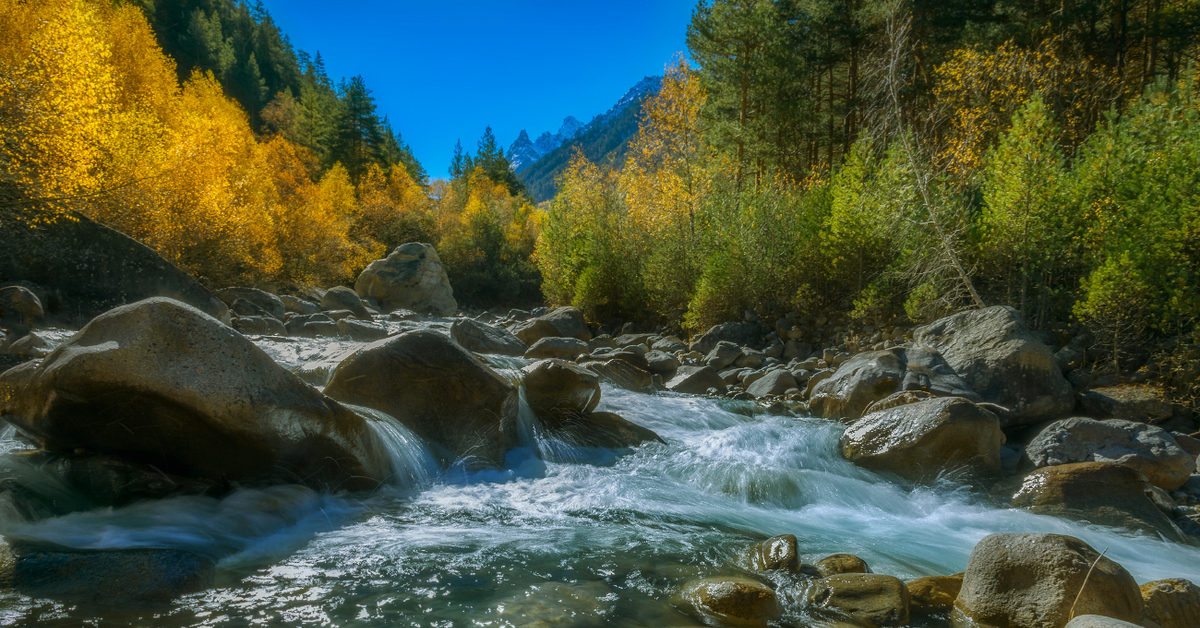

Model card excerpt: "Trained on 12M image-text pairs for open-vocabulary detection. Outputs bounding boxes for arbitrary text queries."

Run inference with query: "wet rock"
[678,576,782,628]
[215,287,285,321]
[0,298,388,491]
[705,341,744,370]
[907,574,962,615]
[42,453,221,507]
[321,286,369,319]
[580,358,655,394]
[0,286,44,326]
[491,581,610,628]
[666,365,727,395]
[522,360,601,425]
[746,370,798,399]
[0,539,215,602]
[354,242,456,316]
[913,306,1074,427]
[0,211,229,325]
[840,397,1004,483]
[3,332,52,360]
[525,337,588,360]
[548,411,664,449]
[1010,462,1184,539]
[286,313,336,337]
[511,307,590,344]
[862,390,936,416]
[337,318,388,341]
[809,347,978,423]
[450,318,526,356]
[1025,417,1195,490]
[280,294,321,315]
[815,554,871,577]
[953,533,1142,628]
[325,330,518,469]
[807,573,911,627]
[232,315,286,336]
[749,534,798,573]
[1140,578,1200,628]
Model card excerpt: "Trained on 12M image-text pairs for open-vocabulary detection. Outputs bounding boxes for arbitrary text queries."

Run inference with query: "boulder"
[705,341,744,370]
[749,534,799,573]
[547,411,663,450]
[913,306,1074,426]
[450,319,527,356]
[511,307,591,344]
[907,574,962,615]
[689,322,764,354]
[354,242,456,316]
[746,370,798,399]
[1025,417,1195,490]
[1140,578,1200,628]
[807,574,911,627]
[0,286,44,326]
[229,297,271,319]
[522,360,601,426]
[324,330,518,469]
[214,287,285,321]
[1078,386,1177,424]
[1010,462,1183,541]
[678,576,782,628]
[840,397,1004,482]
[321,286,370,319]
[815,554,871,577]
[0,298,389,491]
[0,211,229,324]
[1064,617,1143,628]
[953,533,1142,628]
[285,313,334,336]
[0,539,214,602]
[809,347,978,423]
[231,315,286,336]
[862,390,936,415]
[337,318,389,341]
[524,337,588,360]
[280,294,321,315]
[39,453,221,507]
[580,358,655,394]
[665,365,727,395]
[644,350,680,374]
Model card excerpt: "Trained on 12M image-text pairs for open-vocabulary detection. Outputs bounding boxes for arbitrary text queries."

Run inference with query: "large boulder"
[1025,417,1195,490]
[807,573,911,627]
[522,360,601,425]
[214,287,285,321]
[1140,578,1200,628]
[510,307,591,344]
[665,365,727,395]
[678,576,781,628]
[809,347,979,422]
[524,337,588,360]
[0,212,229,324]
[746,370,798,398]
[1064,617,1143,628]
[579,358,656,394]
[1010,462,1184,540]
[324,330,518,469]
[913,306,1074,426]
[840,397,1004,482]
[321,286,370,319]
[451,319,527,356]
[0,298,389,491]
[354,243,456,316]
[953,533,1143,628]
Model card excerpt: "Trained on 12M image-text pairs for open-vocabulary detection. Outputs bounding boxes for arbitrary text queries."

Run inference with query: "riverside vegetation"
[2,0,1200,627]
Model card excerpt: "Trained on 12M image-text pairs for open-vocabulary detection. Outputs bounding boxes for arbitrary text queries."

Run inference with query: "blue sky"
[259,0,697,178]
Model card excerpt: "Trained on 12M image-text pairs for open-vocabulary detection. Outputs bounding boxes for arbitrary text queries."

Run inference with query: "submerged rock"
[809,347,978,423]
[807,573,911,627]
[678,576,782,628]
[0,298,389,491]
[840,397,1004,483]
[1025,417,1195,490]
[354,242,456,316]
[913,306,1074,426]
[953,533,1142,628]
[324,330,518,469]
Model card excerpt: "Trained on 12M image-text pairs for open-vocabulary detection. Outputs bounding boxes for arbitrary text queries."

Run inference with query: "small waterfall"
[351,405,440,490]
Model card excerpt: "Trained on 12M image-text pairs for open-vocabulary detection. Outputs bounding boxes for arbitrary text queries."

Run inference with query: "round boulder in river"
[1025,417,1195,490]
[354,242,456,316]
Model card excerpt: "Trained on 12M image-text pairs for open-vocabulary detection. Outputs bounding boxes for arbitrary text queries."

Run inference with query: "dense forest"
[536,0,1200,401]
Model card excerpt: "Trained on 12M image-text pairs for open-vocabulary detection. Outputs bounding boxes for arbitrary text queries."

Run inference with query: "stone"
[0,211,229,325]
[286,313,335,336]
[689,322,764,355]
[3,332,52,360]
[214,287,285,321]
[580,358,655,394]
[511,307,591,344]
[280,294,321,315]
[524,336,588,360]
[0,286,44,326]
[229,298,270,319]
[232,315,286,336]
[815,554,871,577]
[913,306,1074,427]
[807,574,911,627]
[665,365,727,395]
[321,286,370,319]
[1078,386,1177,424]
[1140,578,1200,628]
[0,298,389,491]
[324,330,518,469]
[39,453,221,507]
[522,360,601,426]
[652,336,687,353]
[354,242,456,316]
[840,397,1004,482]
[746,370,798,399]
[450,318,527,356]
[809,347,979,423]
[644,350,681,374]
[862,390,936,416]
[907,575,962,615]
[953,533,1142,628]
[1010,462,1184,540]
[678,577,782,628]
[1056,346,1085,373]
[705,341,744,370]
[734,349,765,369]
[547,411,664,449]
[614,333,654,348]
[337,318,389,341]
[0,539,215,602]
[1063,617,1144,628]
[749,534,799,573]
[1025,417,1195,490]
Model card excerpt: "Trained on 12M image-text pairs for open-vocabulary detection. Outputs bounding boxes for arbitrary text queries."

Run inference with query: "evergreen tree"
[332,75,385,180]
[450,140,472,178]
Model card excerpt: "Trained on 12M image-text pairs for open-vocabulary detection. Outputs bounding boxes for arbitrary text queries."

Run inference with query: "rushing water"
[2,327,1200,627]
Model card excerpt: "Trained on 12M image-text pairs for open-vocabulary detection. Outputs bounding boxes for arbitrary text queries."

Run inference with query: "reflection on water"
[1,332,1199,627]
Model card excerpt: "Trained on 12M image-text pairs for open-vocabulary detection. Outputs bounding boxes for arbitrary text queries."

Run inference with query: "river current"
[1,321,1199,627]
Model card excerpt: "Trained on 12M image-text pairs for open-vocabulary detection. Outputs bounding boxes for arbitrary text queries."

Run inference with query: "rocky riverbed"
[1,236,1199,628]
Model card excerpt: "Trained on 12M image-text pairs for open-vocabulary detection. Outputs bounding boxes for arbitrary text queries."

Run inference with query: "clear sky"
[258,0,697,178]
